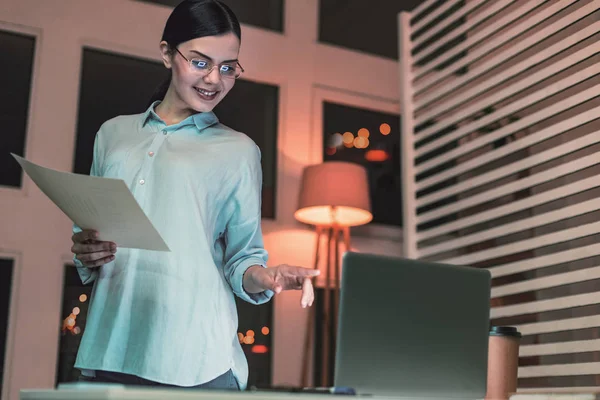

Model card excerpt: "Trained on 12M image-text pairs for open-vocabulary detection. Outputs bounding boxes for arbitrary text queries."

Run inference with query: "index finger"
[288,266,320,277]
[72,229,98,244]
[301,277,314,308]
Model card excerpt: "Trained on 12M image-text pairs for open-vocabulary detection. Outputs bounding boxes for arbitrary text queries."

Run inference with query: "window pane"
[318,0,421,59]
[214,80,279,219]
[0,30,35,188]
[74,48,277,218]
[73,48,169,175]
[322,102,402,226]
[55,265,93,384]
[235,298,273,388]
[0,258,14,395]
[136,0,284,32]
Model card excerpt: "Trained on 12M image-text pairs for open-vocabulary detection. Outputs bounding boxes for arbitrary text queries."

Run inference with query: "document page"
[12,153,170,251]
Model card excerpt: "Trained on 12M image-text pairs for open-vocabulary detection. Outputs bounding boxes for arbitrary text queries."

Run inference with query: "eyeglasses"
[175,47,244,80]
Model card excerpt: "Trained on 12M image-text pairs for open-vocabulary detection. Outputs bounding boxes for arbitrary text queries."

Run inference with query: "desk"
[19,385,476,400]
[20,386,419,400]
[21,387,598,400]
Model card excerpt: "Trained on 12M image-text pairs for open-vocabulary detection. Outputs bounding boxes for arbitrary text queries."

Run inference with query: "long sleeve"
[73,132,104,285]
[222,144,273,305]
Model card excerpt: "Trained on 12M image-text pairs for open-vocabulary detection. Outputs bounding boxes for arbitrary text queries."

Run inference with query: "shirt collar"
[141,100,219,132]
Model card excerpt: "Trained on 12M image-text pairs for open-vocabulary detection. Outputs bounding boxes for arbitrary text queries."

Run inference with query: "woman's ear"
[159,41,172,69]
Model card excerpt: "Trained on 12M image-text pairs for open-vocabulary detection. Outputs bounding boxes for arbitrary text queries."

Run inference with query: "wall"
[0,1,402,399]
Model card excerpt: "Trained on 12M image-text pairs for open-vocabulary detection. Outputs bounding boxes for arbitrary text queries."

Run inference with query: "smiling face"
[160,32,241,114]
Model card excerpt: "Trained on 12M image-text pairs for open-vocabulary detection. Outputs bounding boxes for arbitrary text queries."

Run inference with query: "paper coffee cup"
[485,326,522,400]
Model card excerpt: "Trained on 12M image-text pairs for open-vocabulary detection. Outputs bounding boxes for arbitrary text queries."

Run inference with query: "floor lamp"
[294,161,372,388]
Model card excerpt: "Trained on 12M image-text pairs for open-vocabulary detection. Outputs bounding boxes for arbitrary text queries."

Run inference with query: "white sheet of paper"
[12,153,170,252]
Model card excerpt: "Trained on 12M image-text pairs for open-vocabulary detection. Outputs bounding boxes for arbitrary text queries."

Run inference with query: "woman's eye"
[192,60,209,69]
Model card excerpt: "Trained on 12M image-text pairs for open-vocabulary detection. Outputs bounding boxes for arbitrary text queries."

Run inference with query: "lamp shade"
[295,161,372,227]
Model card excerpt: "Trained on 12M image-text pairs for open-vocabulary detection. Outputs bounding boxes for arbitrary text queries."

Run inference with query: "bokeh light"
[358,128,370,138]
[380,123,391,135]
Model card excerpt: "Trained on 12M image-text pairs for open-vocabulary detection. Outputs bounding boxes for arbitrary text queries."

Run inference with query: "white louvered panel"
[443,221,600,266]
[414,0,568,90]
[412,0,497,53]
[417,152,600,231]
[518,315,600,336]
[418,174,600,241]
[415,17,600,112]
[491,244,600,279]
[401,0,600,391]
[421,198,600,258]
[416,63,600,158]
[411,0,466,36]
[416,107,600,193]
[415,2,599,106]
[411,0,443,20]
[415,40,600,129]
[520,339,600,357]
[492,265,600,298]
[416,83,600,175]
[491,292,600,319]
[519,363,600,378]
[399,12,419,259]
[417,130,600,211]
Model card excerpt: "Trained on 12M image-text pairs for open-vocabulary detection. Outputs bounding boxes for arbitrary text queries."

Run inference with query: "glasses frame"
[175,47,245,80]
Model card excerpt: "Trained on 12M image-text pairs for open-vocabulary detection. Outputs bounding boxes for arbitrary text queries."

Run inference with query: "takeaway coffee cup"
[485,326,522,400]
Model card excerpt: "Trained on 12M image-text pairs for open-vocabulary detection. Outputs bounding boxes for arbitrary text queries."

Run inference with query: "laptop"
[333,252,491,399]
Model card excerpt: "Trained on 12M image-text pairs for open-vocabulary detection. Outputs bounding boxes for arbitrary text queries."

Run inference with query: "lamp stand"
[301,224,351,388]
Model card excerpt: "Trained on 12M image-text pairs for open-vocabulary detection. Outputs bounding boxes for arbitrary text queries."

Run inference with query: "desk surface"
[21,387,599,400]
[20,386,420,400]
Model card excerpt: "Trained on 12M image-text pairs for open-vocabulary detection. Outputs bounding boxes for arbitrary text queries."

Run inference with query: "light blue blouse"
[72,101,273,389]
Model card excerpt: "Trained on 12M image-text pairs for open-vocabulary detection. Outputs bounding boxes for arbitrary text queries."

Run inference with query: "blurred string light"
[354,136,369,149]
[238,326,271,348]
[365,149,389,162]
[342,132,354,148]
[326,123,391,157]
[61,294,88,335]
[328,133,343,148]
[251,344,268,354]
[380,123,391,135]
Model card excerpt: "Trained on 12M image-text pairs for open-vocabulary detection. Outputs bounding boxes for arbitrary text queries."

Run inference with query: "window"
[74,47,278,218]
[214,80,279,219]
[73,48,170,176]
[318,0,421,59]
[55,265,274,387]
[55,265,93,384]
[322,102,402,227]
[235,298,273,388]
[135,0,284,32]
[0,258,14,395]
[0,30,35,188]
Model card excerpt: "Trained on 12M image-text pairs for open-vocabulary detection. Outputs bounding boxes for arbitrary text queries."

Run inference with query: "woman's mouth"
[194,87,219,101]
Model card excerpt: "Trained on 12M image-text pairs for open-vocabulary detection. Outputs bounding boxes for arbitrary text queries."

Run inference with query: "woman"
[70,0,318,390]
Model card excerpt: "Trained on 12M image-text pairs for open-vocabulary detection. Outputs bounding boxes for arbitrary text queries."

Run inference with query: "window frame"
[0,253,21,400]
[0,22,41,196]
[310,85,402,241]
